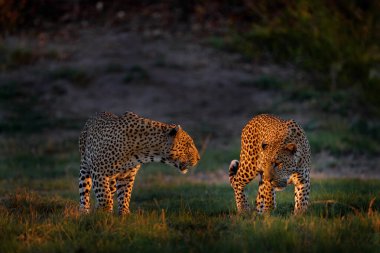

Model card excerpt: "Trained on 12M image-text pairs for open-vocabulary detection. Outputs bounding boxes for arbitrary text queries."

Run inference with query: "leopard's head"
[164,125,200,174]
[260,122,299,189]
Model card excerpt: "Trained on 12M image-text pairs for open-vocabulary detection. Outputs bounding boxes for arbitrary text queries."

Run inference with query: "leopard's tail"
[229,160,240,184]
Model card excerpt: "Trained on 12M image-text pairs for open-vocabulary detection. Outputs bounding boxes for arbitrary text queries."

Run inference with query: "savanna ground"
[0,1,379,252]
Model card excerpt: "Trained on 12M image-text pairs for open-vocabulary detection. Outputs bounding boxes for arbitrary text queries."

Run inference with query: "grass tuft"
[50,67,92,87]
[123,65,150,84]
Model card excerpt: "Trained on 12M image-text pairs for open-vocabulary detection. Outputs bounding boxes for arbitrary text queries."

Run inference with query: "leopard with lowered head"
[79,111,200,215]
[229,114,311,215]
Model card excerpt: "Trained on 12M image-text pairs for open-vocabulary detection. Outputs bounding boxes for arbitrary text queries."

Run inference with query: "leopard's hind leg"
[229,160,255,213]
[79,161,92,213]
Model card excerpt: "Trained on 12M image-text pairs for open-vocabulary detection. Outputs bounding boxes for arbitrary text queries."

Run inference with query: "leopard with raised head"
[79,111,200,215]
[229,114,311,215]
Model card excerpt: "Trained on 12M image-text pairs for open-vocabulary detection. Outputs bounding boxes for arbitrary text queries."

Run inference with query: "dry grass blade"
[199,134,211,158]
[368,197,376,216]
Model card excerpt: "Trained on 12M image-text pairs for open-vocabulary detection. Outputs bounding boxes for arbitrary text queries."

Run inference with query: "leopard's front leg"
[116,165,141,215]
[255,179,276,214]
[93,173,113,213]
[293,171,310,215]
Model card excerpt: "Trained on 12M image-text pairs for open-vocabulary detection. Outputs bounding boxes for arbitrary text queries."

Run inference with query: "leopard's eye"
[262,143,268,150]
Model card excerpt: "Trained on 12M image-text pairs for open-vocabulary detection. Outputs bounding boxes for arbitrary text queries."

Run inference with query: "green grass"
[0,135,379,253]
[305,115,380,155]
[0,177,379,253]
[0,81,84,134]
[197,148,240,172]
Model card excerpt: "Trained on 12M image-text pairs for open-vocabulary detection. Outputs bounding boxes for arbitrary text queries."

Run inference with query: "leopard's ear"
[286,143,297,154]
[168,125,181,137]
